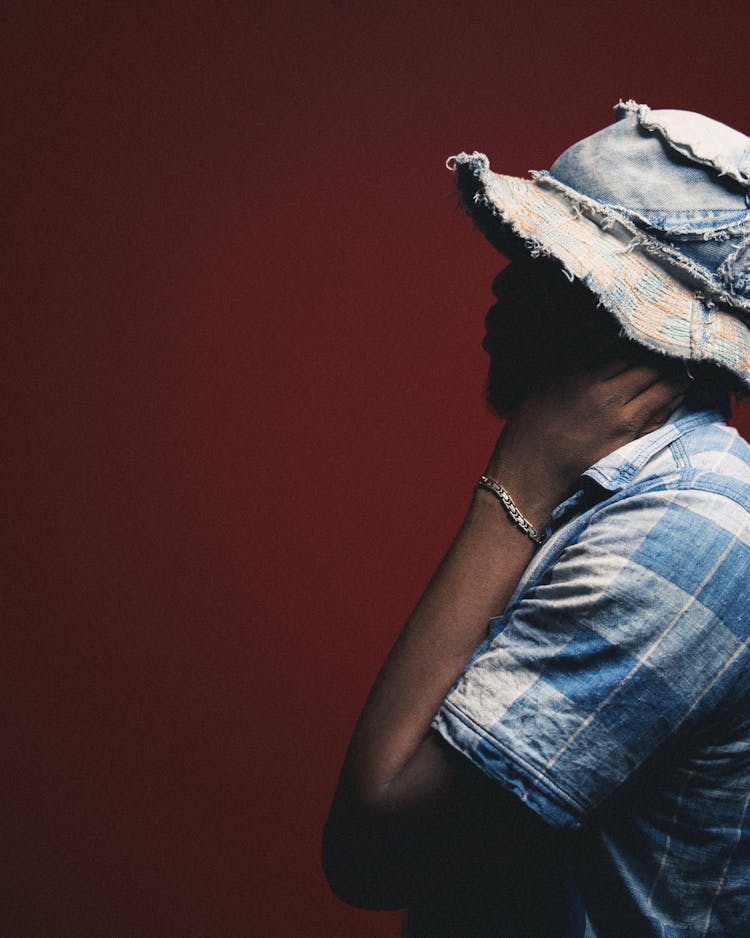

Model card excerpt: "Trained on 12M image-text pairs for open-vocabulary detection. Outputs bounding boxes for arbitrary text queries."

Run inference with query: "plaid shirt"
[433,407,750,936]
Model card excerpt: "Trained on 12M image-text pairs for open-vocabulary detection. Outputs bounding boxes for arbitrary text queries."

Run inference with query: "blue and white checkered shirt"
[433,407,750,936]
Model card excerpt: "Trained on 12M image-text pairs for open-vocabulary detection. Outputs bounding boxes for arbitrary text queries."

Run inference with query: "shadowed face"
[482,258,731,418]
[483,259,630,416]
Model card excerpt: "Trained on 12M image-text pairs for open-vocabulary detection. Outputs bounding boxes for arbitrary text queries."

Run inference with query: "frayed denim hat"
[448,100,750,389]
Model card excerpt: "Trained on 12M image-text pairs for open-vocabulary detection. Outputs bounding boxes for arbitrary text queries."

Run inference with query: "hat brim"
[450,152,750,391]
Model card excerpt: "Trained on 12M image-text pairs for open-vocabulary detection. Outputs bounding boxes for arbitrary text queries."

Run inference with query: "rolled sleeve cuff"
[432,699,587,831]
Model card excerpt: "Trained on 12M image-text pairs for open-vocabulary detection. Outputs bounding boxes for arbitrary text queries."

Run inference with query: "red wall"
[6,3,749,935]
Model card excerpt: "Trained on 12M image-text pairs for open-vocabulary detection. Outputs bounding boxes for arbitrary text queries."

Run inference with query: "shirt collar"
[581,405,725,493]
[543,406,726,535]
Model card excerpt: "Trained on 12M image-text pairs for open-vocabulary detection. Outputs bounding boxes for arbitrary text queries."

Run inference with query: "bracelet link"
[476,475,545,545]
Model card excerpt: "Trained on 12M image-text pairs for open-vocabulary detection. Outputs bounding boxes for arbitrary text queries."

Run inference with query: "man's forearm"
[341,484,542,813]
[322,479,552,911]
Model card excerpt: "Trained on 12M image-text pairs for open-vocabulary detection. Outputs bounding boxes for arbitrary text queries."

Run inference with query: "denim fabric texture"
[447,102,750,390]
[433,408,750,936]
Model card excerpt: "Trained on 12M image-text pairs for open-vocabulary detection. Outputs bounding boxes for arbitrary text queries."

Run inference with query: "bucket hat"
[447,100,750,389]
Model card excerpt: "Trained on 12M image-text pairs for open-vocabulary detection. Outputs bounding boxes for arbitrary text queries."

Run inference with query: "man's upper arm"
[433,485,750,829]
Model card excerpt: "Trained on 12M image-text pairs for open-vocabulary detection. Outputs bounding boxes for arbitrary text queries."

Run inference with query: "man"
[323,102,750,936]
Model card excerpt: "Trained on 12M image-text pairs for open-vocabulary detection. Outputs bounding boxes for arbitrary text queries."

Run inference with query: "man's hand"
[486,362,689,527]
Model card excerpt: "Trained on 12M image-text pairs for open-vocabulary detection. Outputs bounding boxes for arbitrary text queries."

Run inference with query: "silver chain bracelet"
[476,475,545,545]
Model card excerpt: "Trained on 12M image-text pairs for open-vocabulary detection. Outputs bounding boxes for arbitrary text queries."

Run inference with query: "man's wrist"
[470,484,547,548]
[479,461,562,529]
[476,475,546,545]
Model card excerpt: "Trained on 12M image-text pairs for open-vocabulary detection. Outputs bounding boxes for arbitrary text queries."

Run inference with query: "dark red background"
[5,2,749,935]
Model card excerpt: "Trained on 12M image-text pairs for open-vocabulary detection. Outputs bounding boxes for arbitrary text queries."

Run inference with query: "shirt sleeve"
[432,485,750,830]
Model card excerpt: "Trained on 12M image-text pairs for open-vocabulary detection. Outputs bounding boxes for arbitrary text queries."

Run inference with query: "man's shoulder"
[632,410,750,511]
[569,410,750,537]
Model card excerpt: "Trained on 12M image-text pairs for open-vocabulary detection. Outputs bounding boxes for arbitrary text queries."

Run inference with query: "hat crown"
[549,102,750,220]
[545,102,750,303]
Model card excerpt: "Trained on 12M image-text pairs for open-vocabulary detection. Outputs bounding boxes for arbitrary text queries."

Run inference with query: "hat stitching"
[718,238,750,298]
[531,171,750,317]
[623,212,750,241]
[537,174,750,242]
